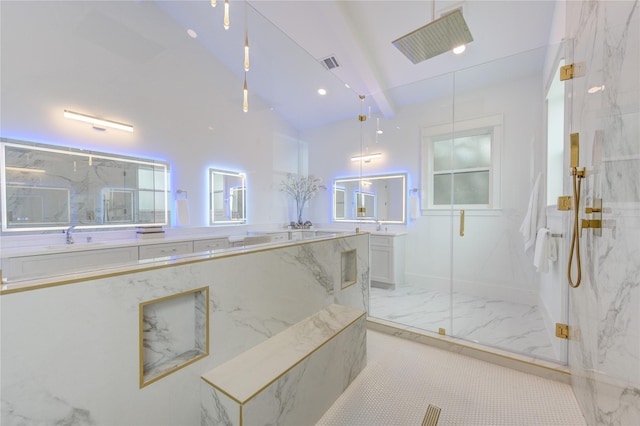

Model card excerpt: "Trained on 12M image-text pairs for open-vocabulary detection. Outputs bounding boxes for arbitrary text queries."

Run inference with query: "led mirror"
[333,174,407,224]
[1,139,169,232]
[209,169,246,225]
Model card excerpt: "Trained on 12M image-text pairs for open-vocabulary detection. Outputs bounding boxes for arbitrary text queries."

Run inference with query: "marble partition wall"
[565,1,640,424]
[0,233,369,425]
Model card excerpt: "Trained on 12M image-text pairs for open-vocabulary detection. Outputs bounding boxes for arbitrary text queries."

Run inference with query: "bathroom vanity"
[0,230,345,283]
[370,232,406,289]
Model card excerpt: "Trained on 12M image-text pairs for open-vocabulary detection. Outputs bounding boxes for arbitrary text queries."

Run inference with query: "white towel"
[176,198,190,227]
[519,172,544,252]
[410,193,420,219]
[533,228,559,273]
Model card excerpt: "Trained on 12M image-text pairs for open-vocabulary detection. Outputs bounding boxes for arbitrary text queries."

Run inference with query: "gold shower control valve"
[583,198,603,236]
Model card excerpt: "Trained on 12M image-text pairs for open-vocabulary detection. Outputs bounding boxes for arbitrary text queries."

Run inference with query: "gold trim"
[340,249,358,290]
[368,319,570,376]
[139,286,210,388]
[202,312,366,405]
[200,377,244,405]
[0,233,365,295]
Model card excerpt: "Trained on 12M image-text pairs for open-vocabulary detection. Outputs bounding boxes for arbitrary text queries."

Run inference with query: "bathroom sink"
[43,242,105,250]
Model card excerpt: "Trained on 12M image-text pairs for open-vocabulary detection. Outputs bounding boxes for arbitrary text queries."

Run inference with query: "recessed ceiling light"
[187,29,198,38]
[318,88,327,96]
[452,44,466,54]
[344,83,351,89]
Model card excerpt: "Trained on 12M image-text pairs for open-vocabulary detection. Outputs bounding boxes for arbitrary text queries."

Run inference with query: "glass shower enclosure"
[368,41,569,364]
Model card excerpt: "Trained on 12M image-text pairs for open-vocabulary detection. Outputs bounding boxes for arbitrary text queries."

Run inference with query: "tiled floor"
[317,330,585,426]
[369,284,561,362]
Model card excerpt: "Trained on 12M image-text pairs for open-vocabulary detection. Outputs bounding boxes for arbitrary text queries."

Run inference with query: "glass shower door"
[449,44,568,362]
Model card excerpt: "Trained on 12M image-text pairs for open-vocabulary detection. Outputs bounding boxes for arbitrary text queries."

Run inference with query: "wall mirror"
[209,169,246,225]
[1,139,169,232]
[333,174,407,224]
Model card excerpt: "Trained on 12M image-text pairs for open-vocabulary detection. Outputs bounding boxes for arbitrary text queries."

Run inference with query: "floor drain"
[421,404,441,426]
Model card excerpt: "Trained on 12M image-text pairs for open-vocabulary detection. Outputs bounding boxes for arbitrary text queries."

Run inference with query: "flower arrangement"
[280,174,325,226]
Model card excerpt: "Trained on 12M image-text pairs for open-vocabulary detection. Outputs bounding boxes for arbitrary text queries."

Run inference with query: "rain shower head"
[392,9,473,64]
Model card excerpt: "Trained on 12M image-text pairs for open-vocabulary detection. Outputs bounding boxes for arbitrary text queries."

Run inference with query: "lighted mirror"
[209,169,246,225]
[334,188,346,219]
[333,174,407,224]
[1,139,169,232]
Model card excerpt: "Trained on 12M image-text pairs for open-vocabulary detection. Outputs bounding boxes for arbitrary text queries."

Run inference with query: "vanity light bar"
[64,110,134,133]
[351,153,382,162]
[5,166,46,174]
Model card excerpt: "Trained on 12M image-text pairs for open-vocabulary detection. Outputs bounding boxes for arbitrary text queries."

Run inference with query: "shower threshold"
[367,317,570,384]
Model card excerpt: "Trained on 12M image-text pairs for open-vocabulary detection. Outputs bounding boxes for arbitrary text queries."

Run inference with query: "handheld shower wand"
[568,133,585,288]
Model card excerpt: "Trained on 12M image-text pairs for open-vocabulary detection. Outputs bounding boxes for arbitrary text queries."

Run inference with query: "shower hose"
[568,170,584,288]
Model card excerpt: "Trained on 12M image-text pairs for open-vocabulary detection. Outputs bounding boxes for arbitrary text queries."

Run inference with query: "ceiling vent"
[320,56,340,70]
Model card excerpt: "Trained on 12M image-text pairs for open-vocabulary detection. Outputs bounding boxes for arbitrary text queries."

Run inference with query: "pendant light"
[244,33,250,72]
[210,0,216,7]
[224,0,230,30]
[243,73,248,113]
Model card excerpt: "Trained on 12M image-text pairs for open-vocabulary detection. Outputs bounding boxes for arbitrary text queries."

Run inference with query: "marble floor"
[317,330,584,425]
[369,284,562,362]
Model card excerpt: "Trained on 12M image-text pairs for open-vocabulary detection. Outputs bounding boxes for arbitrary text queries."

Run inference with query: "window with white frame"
[421,114,502,210]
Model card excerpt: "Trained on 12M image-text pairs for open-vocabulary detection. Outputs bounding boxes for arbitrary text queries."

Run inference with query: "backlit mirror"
[1,139,169,232]
[209,169,246,225]
[333,174,407,224]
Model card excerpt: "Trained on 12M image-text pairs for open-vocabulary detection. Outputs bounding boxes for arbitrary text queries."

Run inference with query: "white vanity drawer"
[370,235,392,247]
[138,241,193,260]
[269,232,289,242]
[193,238,229,252]
[3,246,139,280]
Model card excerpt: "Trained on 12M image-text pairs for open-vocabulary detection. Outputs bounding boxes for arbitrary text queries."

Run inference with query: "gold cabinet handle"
[459,210,465,237]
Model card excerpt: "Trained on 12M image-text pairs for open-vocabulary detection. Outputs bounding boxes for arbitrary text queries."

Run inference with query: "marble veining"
[1,233,370,425]
[202,305,365,402]
[370,285,558,361]
[201,310,367,426]
[566,0,640,424]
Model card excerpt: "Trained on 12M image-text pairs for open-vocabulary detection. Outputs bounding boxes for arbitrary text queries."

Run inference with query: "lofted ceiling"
[161,0,560,129]
[1,1,561,132]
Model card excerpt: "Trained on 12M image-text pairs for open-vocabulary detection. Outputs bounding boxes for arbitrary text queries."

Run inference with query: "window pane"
[453,134,491,169]
[433,139,452,171]
[138,167,154,190]
[453,171,489,204]
[433,173,452,205]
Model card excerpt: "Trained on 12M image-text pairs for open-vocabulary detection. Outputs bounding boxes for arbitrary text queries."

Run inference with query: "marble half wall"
[0,233,369,425]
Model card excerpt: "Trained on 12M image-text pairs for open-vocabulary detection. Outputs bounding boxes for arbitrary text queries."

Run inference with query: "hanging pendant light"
[224,0,230,30]
[244,33,250,72]
[210,0,216,7]
[243,73,249,113]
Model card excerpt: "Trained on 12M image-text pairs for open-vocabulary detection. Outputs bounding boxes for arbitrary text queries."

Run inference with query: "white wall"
[0,1,302,230]
[305,61,546,304]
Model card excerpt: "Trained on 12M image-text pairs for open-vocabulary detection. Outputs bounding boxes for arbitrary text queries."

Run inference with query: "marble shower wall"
[0,233,369,425]
[565,1,640,424]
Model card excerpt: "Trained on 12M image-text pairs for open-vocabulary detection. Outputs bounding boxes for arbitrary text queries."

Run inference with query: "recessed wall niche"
[139,287,209,388]
[341,249,357,289]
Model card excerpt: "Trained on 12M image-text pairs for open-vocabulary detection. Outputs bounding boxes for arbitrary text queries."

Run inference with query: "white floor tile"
[317,330,585,426]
